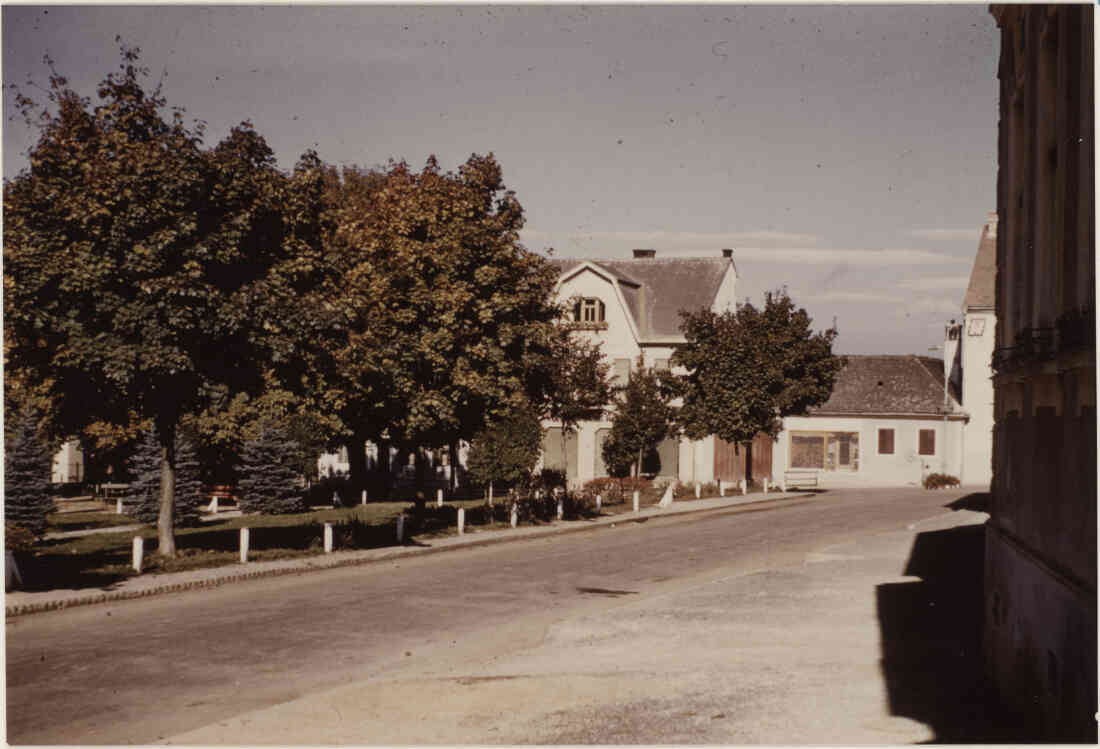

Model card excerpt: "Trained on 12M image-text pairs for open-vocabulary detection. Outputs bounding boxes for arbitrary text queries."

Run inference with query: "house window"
[878,429,895,455]
[654,358,670,370]
[573,298,606,323]
[790,431,859,471]
[613,358,631,386]
[967,317,986,336]
[919,429,936,456]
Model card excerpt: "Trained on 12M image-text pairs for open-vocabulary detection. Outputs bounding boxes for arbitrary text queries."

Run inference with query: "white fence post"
[596,494,602,512]
[436,488,444,507]
[239,527,249,564]
[396,514,405,543]
[324,523,333,553]
[510,502,518,528]
[116,498,123,514]
[763,478,769,494]
[719,480,725,497]
[740,478,747,496]
[633,490,640,513]
[132,536,144,573]
[457,507,465,535]
[695,483,701,499]
[556,497,563,520]
[361,490,367,505]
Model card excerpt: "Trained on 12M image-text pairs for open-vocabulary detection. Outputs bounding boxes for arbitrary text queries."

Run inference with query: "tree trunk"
[156,418,177,557]
[413,448,427,516]
[345,432,369,499]
[560,425,569,488]
[449,442,460,493]
[635,447,643,480]
[744,440,754,484]
[488,480,494,506]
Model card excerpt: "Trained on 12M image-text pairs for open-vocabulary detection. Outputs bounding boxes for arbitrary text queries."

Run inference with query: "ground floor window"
[790,431,859,471]
[878,429,895,455]
[918,429,936,456]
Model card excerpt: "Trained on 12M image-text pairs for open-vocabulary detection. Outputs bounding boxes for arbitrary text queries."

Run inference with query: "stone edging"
[6,492,814,618]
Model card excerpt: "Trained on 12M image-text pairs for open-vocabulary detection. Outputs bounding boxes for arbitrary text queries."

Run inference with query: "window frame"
[918,428,936,456]
[877,428,895,455]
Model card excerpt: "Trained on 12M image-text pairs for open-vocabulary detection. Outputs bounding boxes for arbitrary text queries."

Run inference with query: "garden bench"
[782,471,819,491]
[206,485,238,513]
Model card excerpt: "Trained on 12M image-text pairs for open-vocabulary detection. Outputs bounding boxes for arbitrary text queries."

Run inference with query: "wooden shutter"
[919,429,935,456]
[878,429,895,455]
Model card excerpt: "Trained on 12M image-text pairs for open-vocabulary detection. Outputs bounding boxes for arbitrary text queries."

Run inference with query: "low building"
[772,355,965,487]
[545,249,739,488]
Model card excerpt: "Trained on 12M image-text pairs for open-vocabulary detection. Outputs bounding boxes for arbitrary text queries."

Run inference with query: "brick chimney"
[722,248,733,258]
[632,248,656,259]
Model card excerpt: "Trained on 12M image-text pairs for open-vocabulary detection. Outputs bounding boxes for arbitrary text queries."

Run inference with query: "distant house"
[51,439,84,484]
[545,248,739,487]
[771,355,966,487]
[945,213,997,487]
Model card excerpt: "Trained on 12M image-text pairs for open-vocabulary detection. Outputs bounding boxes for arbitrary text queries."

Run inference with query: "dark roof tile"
[811,355,954,415]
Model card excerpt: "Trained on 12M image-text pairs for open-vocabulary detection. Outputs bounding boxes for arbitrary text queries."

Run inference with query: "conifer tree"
[126,428,164,524]
[173,435,204,527]
[238,426,305,515]
[4,408,54,538]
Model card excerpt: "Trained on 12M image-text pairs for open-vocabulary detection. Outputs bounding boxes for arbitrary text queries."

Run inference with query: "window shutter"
[919,429,935,456]
[878,429,894,455]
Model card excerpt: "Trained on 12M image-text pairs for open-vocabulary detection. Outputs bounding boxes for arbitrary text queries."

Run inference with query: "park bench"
[782,470,819,492]
[206,485,239,514]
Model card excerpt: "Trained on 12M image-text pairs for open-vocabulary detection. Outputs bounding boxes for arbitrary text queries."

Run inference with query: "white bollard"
[361,489,367,505]
[556,497,564,520]
[436,488,443,507]
[396,514,405,543]
[740,478,747,496]
[132,536,144,573]
[763,478,769,494]
[211,496,219,514]
[324,523,333,553]
[695,483,701,499]
[781,478,787,493]
[719,480,725,497]
[633,490,640,513]
[239,527,250,564]
[116,498,123,514]
[510,503,518,528]
[457,507,465,535]
[596,494,602,512]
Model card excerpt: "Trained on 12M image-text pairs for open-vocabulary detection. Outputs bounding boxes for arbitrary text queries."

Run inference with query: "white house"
[51,439,84,484]
[544,248,739,488]
[945,213,997,487]
[771,355,966,487]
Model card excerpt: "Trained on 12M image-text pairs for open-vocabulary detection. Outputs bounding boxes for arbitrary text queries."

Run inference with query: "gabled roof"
[963,213,997,311]
[810,355,959,416]
[549,256,731,338]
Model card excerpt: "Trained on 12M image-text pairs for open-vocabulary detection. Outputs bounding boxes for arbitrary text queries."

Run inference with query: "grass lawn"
[47,509,139,533]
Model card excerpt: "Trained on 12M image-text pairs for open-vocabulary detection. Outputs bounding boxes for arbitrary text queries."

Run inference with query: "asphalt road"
[6,487,983,744]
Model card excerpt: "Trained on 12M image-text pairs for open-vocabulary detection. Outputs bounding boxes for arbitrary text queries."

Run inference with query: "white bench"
[782,471,819,491]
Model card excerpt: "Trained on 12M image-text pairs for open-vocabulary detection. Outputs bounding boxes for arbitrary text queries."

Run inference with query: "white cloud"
[907,228,981,242]
[520,229,821,248]
[896,275,971,291]
[733,247,968,266]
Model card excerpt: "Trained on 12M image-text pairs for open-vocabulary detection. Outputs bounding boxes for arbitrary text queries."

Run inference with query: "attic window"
[573,298,606,323]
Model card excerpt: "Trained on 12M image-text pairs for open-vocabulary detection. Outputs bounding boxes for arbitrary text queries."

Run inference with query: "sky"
[2,4,999,356]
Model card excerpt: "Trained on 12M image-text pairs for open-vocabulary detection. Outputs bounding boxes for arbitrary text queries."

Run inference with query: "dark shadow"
[876,521,1022,742]
[944,492,990,513]
[576,586,638,597]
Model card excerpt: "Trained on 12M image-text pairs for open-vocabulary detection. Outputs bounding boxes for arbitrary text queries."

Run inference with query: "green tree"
[673,290,844,478]
[304,155,562,498]
[3,45,326,555]
[4,406,54,539]
[466,402,543,502]
[237,425,306,515]
[601,355,678,479]
[543,333,614,484]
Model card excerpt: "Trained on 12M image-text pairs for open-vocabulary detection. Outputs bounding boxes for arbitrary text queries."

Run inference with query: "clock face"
[967,317,986,336]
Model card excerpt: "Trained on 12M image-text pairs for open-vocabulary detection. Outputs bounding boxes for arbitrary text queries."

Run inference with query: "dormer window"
[573,298,606,323]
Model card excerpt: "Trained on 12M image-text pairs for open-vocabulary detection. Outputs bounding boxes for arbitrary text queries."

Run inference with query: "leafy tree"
[543,333,614,484]
[3,44,326,555]
[673,289,844,478]
[601,355,678,479]
[303,155,562,497]
[4,407,54,539]
[466,402,543,501]
[238,425,306,515]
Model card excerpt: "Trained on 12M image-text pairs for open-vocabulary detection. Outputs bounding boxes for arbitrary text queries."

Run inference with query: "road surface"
[6,487,992,744]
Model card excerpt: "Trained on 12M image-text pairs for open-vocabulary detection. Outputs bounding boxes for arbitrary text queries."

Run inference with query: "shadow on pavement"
[876,517,1022,743]
[944,492,990,513]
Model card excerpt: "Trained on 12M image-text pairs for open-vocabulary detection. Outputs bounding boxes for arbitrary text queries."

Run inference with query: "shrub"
[238,425,307,514]
[923,472,961,490]
[4,408,53,538]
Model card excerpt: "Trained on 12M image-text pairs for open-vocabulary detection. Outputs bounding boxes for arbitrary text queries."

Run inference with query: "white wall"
[960,309,996,487]
[772,415,964,487]
[51,439,84,484]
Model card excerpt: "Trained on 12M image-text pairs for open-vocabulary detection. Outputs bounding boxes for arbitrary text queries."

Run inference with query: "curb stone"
[6,491,815,618]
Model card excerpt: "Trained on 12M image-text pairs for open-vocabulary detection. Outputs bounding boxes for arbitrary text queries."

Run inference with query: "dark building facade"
[987,5,1096,740]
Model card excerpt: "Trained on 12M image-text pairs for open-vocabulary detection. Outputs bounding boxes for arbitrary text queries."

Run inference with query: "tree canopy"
[673,290,844,447]
[3,44,327,554]
[299,155,563,494]
[466,402,544,498]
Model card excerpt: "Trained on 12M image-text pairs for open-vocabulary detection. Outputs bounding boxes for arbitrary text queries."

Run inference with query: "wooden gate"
[713,433,774,483]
